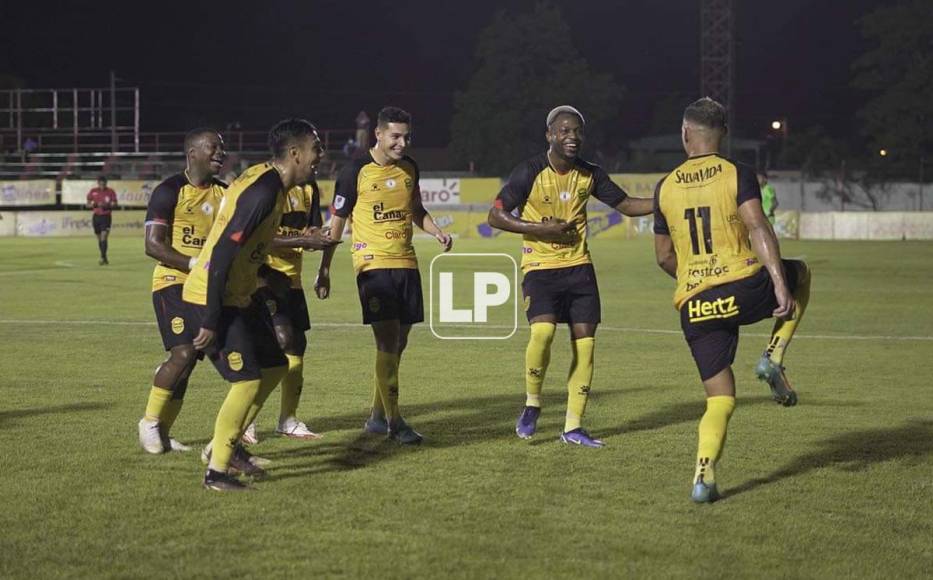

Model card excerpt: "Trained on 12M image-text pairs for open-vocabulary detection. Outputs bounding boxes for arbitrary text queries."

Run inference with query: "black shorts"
[356,268,424,325]
[254,286,311,332]
[92,214,112,234]
[153,284,198,350]
[521,263,601,324]
[680,259,803,381]
[186,301,287,382]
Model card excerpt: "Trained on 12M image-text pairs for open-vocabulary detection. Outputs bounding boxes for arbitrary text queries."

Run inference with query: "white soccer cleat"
[138,417,164,454]
[167,438,191,452]
[276,416,323,440]
[240,422,259,446]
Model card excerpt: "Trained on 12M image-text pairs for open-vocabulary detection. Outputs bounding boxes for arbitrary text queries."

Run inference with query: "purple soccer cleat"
[515,406,541,439]
[559,428,605,448]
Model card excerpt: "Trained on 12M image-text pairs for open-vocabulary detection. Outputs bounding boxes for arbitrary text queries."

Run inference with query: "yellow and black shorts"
[185,301,287,382]
[356,268,424,325]
[680,259,803,380]
[153,285,197,350]
[521,263,601,324]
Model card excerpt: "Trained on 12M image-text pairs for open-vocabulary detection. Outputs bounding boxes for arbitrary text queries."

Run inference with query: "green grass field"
[0,235,931,579]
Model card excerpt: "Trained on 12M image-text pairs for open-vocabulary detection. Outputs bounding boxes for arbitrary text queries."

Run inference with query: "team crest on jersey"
[368,297,381,313]
[265,299,277,315]
[559,191,571,202]
[334,195,346,210]
[227,351,244,371]
[201,202,214,215]
[385,179,397,188]
[170,317,185,335]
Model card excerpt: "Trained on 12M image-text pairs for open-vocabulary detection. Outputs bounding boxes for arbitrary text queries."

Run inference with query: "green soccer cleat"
[755,356,798,407]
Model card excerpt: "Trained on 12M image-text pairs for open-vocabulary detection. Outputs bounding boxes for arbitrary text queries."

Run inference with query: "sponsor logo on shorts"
[687,296,739,322]
[368,297,381,313]
[227,351,244,371]
[170,317,185,335]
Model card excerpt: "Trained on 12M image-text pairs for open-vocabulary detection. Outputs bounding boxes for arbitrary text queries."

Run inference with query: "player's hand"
[772,284,796,320]
[435,231,453,252]
[193,327,216,350]
[299,227,342,251]
[538,218,577,241]
[314,269,331,300]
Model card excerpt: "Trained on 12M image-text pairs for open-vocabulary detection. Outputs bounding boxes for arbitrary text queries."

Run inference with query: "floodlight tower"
[700,0,734,154]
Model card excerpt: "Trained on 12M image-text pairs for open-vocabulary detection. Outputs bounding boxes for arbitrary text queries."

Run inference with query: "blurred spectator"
[342,137,358,158]
[355,110,370,150]
[757,170,778,224]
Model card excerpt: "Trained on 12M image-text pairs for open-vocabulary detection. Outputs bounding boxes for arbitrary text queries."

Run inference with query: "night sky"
[1,0,883,146]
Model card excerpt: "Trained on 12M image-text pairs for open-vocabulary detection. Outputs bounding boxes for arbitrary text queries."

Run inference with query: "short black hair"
[683,97,727,130]
[268,118,318,158]
[97,176,107,184]
[184,127,220,153]
[377,106,412,128]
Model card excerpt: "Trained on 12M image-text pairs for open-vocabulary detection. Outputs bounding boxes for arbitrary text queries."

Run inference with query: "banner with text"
[61,179,158,208]
[15,210,147,237]
[0,180,57,206]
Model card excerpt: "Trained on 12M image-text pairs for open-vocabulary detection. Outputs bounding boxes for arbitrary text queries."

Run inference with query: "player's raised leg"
[756,260,811,406]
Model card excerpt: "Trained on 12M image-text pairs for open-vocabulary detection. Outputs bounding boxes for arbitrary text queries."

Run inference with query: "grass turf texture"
[0,236,930,579]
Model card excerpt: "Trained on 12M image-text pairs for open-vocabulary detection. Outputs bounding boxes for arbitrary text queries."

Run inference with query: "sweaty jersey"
[495,153,628,273]
[653,154,763,309]
[333,151,419,274]
[183,163,287,329]
[144,173,226,292]
[265,181,323,287]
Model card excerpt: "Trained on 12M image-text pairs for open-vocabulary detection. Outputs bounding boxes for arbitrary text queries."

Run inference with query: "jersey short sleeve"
[224,171,281,244]
[145,174,185,225]
[308,181,324,228]
[494,159,538,212]
[652,176,670,235]
[736,163,762,206]
[333,160,364,218]
[589,163,628,207]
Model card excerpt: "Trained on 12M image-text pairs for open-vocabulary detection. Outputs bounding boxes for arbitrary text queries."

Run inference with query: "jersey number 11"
[684,206,713,255]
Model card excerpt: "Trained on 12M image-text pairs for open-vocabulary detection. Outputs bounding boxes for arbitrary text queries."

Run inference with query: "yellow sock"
[242,365,288,431]
[161,399,184,432]
[209,379,261,472]
[565,337,595,432]
[767,262,811,364]
[525,322,556,407]
[694,396,736,484]
[375,350,400,420]
[143,386,173,422]
[280,354,304,419]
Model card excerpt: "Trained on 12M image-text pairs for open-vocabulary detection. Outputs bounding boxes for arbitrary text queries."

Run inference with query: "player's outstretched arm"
[487,206,576,241]
[145,223,196,272]
[654,234,677,278]
[738,199,794,319]
[270,229,341,251]
[615,196,653,217]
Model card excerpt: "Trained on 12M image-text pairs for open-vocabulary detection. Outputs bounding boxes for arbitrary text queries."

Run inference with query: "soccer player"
[86,176,118,264]
[138,128,227,454]
[184,118,326,491]
[487,105,653,448]
[324,106,452,444]
[242,178,336,443]
[653,97,811,503]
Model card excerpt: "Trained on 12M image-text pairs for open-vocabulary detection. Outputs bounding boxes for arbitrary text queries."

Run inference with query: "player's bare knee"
[170,345,198,371]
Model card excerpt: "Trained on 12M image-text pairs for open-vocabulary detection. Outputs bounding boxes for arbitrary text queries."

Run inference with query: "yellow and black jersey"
[333,151,419,274]
[265,181,323,287]
[144,173,226,292]
[494,153,628,273]
[653,154,763,309]
[183,163,286,330]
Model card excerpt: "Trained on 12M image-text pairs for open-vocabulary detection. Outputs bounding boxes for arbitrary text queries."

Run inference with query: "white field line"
[0,319,930,342]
